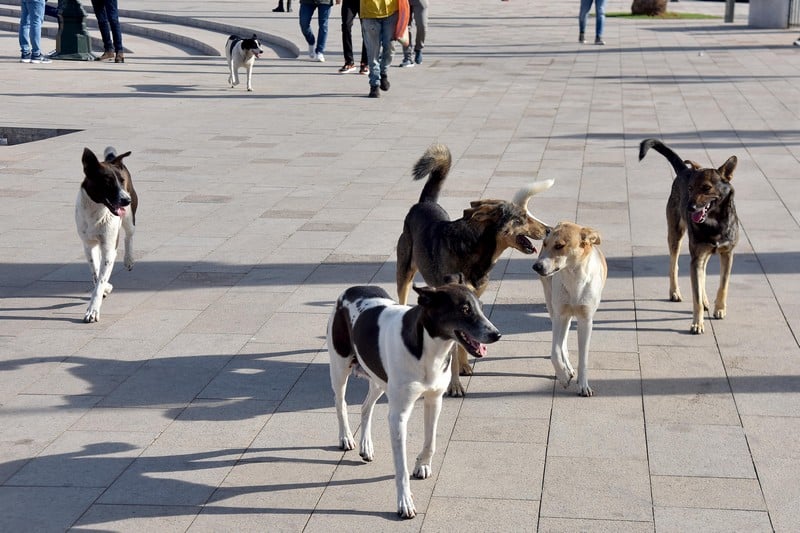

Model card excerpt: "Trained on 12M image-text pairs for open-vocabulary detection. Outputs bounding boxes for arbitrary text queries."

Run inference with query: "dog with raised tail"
[533,222,606,397]
[327,277,501,518]
[225,34,263,92]
[75,147,137,323]
[396,143,553,396]
[639,138,739,334]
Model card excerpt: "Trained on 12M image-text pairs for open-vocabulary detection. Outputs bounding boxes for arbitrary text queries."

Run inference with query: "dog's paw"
[446,379,466,398]
[413,462,432,479]
[103,282,113,298]
[459,363,473,376]
[670,290,682,302]
[359,439,374,462]
[247,87,253,92]
[713,306,726,319]
[554,366,575,389]
[339,434,355,451]
[124,256,134,271]
[397,493,416,519]
[690,321,705,334]
[578,384,594,397]
[84,308,99,323]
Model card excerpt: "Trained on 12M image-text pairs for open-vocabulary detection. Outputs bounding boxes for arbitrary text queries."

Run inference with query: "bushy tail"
[639,138,688,175]
[413,144,452,203]
[103,146,117,162]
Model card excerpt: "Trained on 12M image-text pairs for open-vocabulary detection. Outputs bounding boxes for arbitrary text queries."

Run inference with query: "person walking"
[578,0,606,45]
[339,0,367,73]
[18,0,50,63]
[399,0,427,67]
[360,0,398,98]
[91,0,125,62]
[273,0,292,12]
[299,0,340,63]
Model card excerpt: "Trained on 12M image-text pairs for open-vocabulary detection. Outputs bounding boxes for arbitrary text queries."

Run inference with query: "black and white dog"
[225,34,263,92]
[327,278,501,519]
[75,147,137,323]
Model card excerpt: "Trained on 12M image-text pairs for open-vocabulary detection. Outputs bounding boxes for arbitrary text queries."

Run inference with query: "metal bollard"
[51,0,96,60]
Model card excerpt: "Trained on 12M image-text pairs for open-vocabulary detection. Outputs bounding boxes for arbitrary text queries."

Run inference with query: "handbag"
[394,0,410,47]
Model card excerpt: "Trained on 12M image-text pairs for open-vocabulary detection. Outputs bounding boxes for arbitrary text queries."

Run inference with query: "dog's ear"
[413,285,436,306]
[111,151,132,167]
[684,159,702,170]
[580,226,601,246]
[464,203,502,225]
[82,147,99,173]
[718,156,737,182]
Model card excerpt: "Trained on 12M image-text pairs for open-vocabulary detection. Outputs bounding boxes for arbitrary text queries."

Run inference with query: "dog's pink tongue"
[478,343,487,357]
[118,206,127,216]
[691,209,704,223]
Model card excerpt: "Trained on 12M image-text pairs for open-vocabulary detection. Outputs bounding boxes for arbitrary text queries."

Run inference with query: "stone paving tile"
[653,508,773,533]
[0,486,104,532]
[74,504,200,532]
[540,457,652,522]
[423,497,539,532]
[651,476,766,511]
[538,517,654,533]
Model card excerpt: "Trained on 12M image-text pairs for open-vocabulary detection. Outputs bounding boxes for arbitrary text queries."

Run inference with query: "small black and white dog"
[225,34,263,92]
[327,278,501,519]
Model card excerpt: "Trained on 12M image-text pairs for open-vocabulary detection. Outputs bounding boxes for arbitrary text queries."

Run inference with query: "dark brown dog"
[639,138,739,334]
[396,144,553,395]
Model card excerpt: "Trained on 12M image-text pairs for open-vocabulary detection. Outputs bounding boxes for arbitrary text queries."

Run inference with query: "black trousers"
[341,0,366,65]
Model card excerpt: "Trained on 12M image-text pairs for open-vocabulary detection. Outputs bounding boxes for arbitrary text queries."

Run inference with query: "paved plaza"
[1,0,799,530]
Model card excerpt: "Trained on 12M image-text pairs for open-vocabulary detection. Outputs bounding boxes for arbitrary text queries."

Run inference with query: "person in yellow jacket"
[360,0,398,98]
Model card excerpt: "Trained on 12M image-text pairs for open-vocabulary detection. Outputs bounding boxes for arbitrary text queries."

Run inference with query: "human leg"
[18,0,32,58]
[578,0,593,41]
[378,12,396,88]
[361,17,381,89]
[316,3,331,56]
[104,0,123,52]
[299,3,316,57]
[412,0,427,56]
[341,0,357,65]
[594,0,606,43]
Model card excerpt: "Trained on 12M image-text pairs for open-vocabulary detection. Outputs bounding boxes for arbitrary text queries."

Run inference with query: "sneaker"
[315,52,325,62]
[579,32,585,43]
[359,63,369,74]
[794,38,800,47]
[272,5,284,12]
[368,85,380,98]
[400,58,414,68]
[308,43,315,59]
[20,53,32,63]
[30,54,51,64]
[115,52,125,63]
[338,63,356,73]
[380,74,390,91]
[595,37,605,45]
[414,50,422,64]
[95,50,114,61]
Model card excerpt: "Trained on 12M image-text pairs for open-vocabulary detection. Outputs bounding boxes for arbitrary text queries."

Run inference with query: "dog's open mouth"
[690,203,711,224]
[105,202,127,217]
[456,330,487,358]
[516,235,536,254]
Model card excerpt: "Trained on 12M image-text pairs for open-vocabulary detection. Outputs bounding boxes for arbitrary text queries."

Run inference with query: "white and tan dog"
[327,279,500,518]
[225,34,263,92]
[533,222,606,397]
[75,147,137,323]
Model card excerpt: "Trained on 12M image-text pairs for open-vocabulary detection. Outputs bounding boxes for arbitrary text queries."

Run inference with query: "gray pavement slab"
[1,0,799,531]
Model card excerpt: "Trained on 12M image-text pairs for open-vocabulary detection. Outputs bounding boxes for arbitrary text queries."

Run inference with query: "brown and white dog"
[639,138,739,334]
[225,34,263,92]
[75,147,137,323]
[396,144,553,396]
[533,222,606,397]
[327,279,501,518]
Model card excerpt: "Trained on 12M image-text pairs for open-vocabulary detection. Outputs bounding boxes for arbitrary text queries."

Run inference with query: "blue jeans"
[19,0,46,57]
[579,0,606,38]
[91,0,123,53]
[362,14,397,87]
[299,3,332,55]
